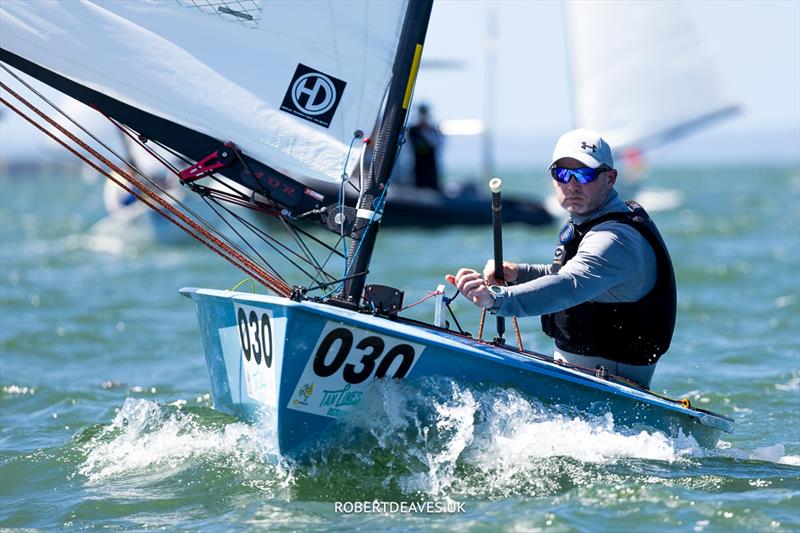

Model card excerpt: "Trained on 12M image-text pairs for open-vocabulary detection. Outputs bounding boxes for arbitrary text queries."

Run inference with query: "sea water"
[1,165,798,531]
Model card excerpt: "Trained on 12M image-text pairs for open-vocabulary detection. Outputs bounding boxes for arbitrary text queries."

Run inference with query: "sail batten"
[0,0,408,184]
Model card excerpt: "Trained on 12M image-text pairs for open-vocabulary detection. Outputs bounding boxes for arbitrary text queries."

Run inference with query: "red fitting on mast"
[179,142,237,182]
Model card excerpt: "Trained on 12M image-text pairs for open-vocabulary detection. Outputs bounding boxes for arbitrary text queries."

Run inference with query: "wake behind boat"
[0,0,733,459]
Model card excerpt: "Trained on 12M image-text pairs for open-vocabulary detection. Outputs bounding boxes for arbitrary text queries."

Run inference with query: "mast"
[341,0,434,303]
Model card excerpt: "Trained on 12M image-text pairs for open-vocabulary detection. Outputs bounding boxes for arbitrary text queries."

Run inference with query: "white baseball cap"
[550,128,614,169]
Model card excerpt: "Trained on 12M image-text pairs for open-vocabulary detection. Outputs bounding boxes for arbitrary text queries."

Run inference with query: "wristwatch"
[488,285,504,314]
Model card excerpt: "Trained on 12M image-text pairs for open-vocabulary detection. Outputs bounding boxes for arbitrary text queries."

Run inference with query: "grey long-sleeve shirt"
[494,189,657,317]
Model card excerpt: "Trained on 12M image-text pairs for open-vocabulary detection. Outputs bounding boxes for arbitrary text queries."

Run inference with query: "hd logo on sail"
[281,64,346,128]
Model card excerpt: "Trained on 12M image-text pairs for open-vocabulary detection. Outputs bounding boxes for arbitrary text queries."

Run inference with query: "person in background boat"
[408,103,444,190]
[445,129,676,388]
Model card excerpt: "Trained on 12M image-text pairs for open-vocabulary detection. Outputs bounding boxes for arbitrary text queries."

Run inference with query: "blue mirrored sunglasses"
[550,165,611,184]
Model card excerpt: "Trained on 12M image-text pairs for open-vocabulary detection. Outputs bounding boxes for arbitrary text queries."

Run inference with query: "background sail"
[565,0,739,151]
[0,0,407,184]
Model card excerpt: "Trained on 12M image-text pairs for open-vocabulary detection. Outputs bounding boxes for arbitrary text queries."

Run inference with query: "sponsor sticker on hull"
[288,321,425,418]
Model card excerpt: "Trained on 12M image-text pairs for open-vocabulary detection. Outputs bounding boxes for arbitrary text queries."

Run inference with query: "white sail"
[0,0,408,184]
[565,0,739,151]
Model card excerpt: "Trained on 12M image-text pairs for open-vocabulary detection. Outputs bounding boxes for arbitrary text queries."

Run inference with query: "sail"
[0,0,407,184]
[565,0,739,151]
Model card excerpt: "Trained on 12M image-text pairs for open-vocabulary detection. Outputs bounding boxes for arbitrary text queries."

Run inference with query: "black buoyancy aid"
[541,201,676,365]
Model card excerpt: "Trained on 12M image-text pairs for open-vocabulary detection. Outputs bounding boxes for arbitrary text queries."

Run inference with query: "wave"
[75,379,798,500]
[77,398,290,488]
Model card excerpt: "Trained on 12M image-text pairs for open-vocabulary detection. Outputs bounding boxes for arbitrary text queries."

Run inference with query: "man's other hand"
[445,268,495,308]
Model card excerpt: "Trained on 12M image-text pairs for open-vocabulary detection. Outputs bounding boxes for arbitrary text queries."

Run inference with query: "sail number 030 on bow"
[237,307,272,368]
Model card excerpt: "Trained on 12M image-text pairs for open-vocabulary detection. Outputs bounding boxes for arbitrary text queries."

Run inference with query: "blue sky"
[414,0,800,168]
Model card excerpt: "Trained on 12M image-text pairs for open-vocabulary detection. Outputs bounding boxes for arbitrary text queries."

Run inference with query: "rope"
[0,83,291,296]
[478,308,487,340]
[512,317,523,351]
[231,278,257,292]
[400,289,444,311]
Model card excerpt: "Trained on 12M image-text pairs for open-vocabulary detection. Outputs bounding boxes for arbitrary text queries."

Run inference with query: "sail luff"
[341,0,434,304]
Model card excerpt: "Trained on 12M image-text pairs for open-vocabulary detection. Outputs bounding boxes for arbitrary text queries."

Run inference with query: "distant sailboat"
[559,0,740,212]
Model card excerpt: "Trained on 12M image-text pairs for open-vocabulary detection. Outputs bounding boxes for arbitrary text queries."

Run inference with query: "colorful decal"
[292,382,314,407]
[559,222,575,244]
[288,322,425,418]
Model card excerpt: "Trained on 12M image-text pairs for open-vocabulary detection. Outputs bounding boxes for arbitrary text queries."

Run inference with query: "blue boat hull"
[180,287,733,455]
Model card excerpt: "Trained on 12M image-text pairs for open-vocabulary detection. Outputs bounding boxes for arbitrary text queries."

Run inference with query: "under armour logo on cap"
[550,128,614,169]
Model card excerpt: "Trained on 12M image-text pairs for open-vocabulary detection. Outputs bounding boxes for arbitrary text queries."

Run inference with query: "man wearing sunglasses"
[445,128,676,388]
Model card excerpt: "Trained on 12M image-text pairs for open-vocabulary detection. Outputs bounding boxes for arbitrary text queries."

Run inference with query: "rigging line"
[208,188,346,265]
[279,213,331,282]
[177,184,297,279]
[400,289,444,311]
[102,113,181,176]
[91,103,295,273]
[139,133,194,168]
[198,188,324,263]
[340,135,360,228]
[311,233,347,287]
[348,136,368,196]
[446,300,468,335]
[228,147,329,278]
[0,91,291,296]
[190,186,283,215]
[0,64,181,201]
[339,109,413,298]
[205,195,338,282]
[207,173,254,201]
[0,64,177,198]
[305,269,368,293]
[347,177,360,195]
[0,66,226,247]
[3,95,279,292]
[338,135,361,275]
[201,196,330,285]
[279,218,346,260]
[179,185,308,275]
[440,288,468,335]
[341,141,403,282]
[96,116,256,253]
[198,195,289,283]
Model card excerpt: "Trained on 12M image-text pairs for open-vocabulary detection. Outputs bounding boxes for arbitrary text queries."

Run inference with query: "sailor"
[445,128,676,388]
[408,103,444,190]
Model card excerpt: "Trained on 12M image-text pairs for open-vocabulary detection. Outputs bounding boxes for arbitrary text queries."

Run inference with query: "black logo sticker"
[280,64,346,128]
